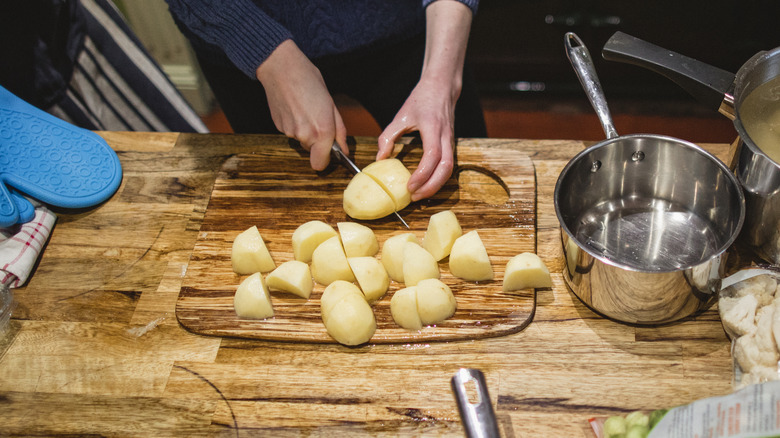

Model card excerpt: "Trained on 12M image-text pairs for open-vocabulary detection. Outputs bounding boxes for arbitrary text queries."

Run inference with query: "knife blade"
[331,142,410,229]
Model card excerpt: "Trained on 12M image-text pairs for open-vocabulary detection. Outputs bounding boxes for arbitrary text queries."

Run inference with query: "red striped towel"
[0,206,56,287]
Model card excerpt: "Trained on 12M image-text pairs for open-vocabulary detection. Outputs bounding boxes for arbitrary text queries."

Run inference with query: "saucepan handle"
[602,31,736,114]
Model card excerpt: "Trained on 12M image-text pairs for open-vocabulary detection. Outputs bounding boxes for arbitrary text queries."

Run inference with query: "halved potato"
[381,233,420,283]
[232,225,276,274]
[338,222,379,257]
[449,230,493,281]
[266,260,314,299]
[292,220,338,263]
[362,158,412,211]
[233,272,274,319]
[422,210,462,261]
[320,280,376,345]
[320,280,363,325]
[348,256,390,302]
[402,242,440,286]
[343,172,395,220]
[415,278,456,325]
[311,235,355,286]
[503,252,552,291]
[390,286,422,330]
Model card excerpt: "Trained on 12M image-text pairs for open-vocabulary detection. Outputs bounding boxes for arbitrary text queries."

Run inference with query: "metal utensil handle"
[601,31,736,114]
[564,32,619,140]
[451,368,500,438]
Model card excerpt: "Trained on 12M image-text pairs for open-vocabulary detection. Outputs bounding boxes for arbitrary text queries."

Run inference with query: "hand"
[376,0,473,201]
[256,40,348,170]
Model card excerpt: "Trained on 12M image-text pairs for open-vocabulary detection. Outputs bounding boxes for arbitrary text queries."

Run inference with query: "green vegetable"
[648,409,668,429]
[625,424,650,438]
[604,415,627,438]
[625,411,649,428]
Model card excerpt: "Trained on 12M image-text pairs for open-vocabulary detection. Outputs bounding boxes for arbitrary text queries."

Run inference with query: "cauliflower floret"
[720,293,758,338]
[734,305,780,373]
[731,274,777,307]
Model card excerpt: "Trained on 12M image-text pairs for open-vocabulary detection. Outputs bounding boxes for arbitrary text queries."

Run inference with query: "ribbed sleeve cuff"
[423,0,479,15]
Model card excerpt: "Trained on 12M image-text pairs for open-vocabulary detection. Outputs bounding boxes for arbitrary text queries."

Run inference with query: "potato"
[402,242,440,286]
[422,210,462,261]
[310,235,356,286]
[233,272,274,319]
[320,281,376,345]
[232,225,276,274]
[265,260,314,299]
[362,158,412,211]
[502,252,552,291]
[415,278,457,325]
[337,222,379,257]
[348,256,389,302]
[343,172,395,220]
[449,230,493,281]
[381,233,420,283]
[390,286,422,330]
[292,220,338,263]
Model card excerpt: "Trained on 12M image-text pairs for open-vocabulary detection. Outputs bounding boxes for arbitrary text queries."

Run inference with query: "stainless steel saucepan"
[602,31,780,265]
[556,33,745,325]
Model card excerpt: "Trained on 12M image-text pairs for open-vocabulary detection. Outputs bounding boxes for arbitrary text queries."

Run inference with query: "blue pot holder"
[0,85,123,227]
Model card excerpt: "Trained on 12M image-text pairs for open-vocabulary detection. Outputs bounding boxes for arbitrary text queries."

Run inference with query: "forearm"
[420,0,474,101]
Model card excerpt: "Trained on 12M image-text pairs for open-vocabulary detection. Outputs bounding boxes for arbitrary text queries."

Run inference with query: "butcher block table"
[0,132,736,437]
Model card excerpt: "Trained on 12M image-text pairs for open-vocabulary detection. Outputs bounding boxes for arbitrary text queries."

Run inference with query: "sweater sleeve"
[422,0,479,15]
[165,0,292,78]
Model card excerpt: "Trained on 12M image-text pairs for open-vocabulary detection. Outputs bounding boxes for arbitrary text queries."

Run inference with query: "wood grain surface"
[0,132,740,437]
[177,144,536,343]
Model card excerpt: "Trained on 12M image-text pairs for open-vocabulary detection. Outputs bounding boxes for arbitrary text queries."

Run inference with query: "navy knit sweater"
[165,0,479,79]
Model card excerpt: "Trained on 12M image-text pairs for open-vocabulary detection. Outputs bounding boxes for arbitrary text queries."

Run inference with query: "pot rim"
[554,133,746,273]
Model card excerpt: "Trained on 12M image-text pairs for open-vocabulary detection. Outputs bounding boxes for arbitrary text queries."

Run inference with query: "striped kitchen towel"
[0,206,57,288]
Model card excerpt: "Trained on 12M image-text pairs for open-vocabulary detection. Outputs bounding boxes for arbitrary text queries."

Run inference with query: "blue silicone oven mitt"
[0,85,122,227]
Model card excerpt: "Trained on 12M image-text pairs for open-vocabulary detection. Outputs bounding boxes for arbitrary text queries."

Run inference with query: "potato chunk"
[416,278,457,325]
[348,256,389,302]
[310,235,356,286]
[343,172,395,220]
[402,242,440,286]
[266,260,314,299]
[362,158,412,211]
[502,252,552,291]
[381,233,420,283]
[449,230,493,281]
[390,287,422,330]
[232,225,276,274]
[337,222,379,257]
[320,280,376,345]
[422,210,462,261]
[233,272,274,319]
[292,220,338,263]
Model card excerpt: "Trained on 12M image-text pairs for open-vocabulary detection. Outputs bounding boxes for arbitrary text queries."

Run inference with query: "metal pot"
[556,33,746,325]
[602,31,780,265]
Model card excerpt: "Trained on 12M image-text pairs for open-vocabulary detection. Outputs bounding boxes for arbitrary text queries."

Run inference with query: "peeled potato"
[415,278,456,325]
[232,225,276,274]
[390,286,422,330]
[311,235,356,286]
[449,230,493,281]
[348,256,390,302]
[402,242,440,286]
[381,233,420,283]
[503,252,552,291]
[292,220,338,263]
[343,172,395,220]
[422,210,463,261]
[338,222,379,257]
[362,158,412,211]
[266,260,314,299]
[320,281,376,346]
[233,272,274,319]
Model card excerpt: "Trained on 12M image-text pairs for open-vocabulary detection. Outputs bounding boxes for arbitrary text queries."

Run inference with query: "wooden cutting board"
[176,141,537,343]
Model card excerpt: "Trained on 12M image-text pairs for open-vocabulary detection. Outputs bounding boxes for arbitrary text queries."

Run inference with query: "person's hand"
[376,0,473,201]
[256,40,348,170]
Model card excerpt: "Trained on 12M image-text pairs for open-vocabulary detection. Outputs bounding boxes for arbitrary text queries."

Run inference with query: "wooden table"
[0,132,735,437]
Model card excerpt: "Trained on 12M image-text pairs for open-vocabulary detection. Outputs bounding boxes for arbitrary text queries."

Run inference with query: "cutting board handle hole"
[455,165,510,205]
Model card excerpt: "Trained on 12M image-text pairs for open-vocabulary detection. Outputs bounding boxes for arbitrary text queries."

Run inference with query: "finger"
[309,136,334,170]
[377,118,413,160]
[410,152,454,201]
[334,109,349,156]
[407,127,443,193]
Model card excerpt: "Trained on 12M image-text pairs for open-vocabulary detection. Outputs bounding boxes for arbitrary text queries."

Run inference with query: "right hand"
[256,40,348,170]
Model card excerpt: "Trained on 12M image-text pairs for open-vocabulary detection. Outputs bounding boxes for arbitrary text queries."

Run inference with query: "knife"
[331,142,410,229]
